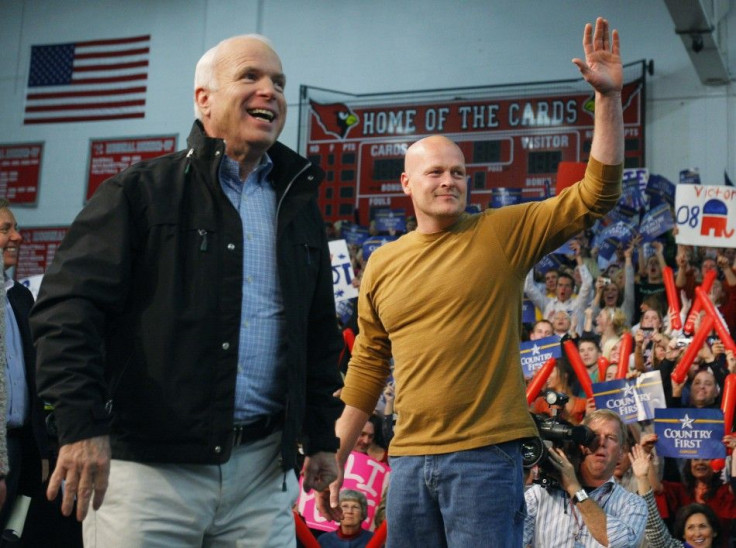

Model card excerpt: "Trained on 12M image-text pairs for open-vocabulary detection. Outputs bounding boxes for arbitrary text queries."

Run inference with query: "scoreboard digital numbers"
[301,70,645,225]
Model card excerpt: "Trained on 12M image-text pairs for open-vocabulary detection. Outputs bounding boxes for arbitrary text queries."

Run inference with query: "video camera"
[521,390,598,489]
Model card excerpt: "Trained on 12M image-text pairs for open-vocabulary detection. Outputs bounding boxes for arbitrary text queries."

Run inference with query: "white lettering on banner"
[662,428,713,439]
[508,100,577,127]
[520,135,570,150]
[369,197,391,206]
[424,108,450,131]
[370,143,408,157]
[362,110,417,135]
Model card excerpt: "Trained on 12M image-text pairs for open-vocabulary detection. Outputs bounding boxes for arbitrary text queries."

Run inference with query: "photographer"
[523,409,646,547]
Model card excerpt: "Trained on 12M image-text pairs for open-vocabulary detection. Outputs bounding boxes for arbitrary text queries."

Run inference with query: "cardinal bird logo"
[310,100,359,139]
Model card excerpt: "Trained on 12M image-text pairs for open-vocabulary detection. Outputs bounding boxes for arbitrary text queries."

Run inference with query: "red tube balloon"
[616,332,633,379]
[721,374,736,435]
[695,286,736,353]
[293,511,320,548]
[671,314,715,384]
[597,356,610,383]
[366,521,387,548]
[683,269,718,335]
[526,357,557,405]
[563,340,594,398]
[663,266,682,330]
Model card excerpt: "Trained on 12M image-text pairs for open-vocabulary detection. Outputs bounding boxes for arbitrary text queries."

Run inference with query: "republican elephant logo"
[700,199,734,238]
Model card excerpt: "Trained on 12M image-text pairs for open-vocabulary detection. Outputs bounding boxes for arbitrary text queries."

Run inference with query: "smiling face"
[690,459,714,483]
[401,136,467,233]
[195,36,286,165]
[0,208,22,270]
[683,512,716,547]
[690,370,718,408]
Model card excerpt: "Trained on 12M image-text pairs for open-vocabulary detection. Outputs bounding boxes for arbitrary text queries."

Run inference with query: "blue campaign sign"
[593,371,666,424]
[362,235,397,262]
[522,299,536,325]
[595,220,639,260]
[638,203,675,242]
[342,223,371,246]
[654,408,725,459]
[679,168,701,185]
[520,336,561,379]
[490,188,522,208]
[374,209,406,233]
[645,174,676,207]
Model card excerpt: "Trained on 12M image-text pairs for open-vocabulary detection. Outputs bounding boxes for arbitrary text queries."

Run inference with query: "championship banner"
[0,143,43,204]
[297,451,390,532]
[520,335,561,379]
[16,226,69,280]
[675,184,736,248]
[329,239,359,304]
[592,371,666,424]
[86,135,177,201]
[654,408,726,459]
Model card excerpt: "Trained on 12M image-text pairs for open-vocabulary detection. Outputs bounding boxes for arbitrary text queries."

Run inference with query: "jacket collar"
[185,120,324,196]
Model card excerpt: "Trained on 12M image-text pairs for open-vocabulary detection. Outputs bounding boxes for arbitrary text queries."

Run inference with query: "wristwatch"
[571,489,589,505]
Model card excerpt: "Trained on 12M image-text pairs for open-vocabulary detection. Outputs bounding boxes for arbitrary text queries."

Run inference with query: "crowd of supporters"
[314,215,736,547]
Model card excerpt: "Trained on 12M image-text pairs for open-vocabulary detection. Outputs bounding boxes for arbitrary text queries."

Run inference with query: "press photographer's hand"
[549,447,581,494]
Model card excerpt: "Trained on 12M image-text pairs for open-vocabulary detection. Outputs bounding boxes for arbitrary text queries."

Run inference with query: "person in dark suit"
[0,199,80,546]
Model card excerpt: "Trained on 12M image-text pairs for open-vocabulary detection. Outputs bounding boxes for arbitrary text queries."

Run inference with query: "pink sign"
[297,451,390,532]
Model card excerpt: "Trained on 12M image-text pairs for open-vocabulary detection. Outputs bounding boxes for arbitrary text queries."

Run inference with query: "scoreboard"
[301,69,645,225]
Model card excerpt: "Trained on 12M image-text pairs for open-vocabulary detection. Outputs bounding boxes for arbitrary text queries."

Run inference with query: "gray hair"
[339,489,368,520]
[193,34,275,120]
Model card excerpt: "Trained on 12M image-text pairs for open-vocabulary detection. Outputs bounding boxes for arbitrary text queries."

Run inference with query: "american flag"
[24,35,150,124]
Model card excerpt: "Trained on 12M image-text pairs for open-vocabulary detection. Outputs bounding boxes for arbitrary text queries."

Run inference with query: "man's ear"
[195,87,210,118]
[400,172,411,196]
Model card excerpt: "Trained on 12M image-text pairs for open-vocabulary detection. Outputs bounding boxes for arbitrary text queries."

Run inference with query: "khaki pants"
[83,431,298,548]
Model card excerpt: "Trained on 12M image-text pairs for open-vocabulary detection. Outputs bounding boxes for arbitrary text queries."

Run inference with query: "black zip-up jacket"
[31,121,344,470]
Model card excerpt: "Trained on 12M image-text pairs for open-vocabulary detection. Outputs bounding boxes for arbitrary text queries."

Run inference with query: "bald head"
[404,135,464,175]
[400,135,467,233]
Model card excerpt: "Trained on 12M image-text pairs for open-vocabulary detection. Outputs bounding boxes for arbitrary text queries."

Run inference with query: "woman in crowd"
[318,490,373,548]
[631,443,723,548]
[529,358,585,424]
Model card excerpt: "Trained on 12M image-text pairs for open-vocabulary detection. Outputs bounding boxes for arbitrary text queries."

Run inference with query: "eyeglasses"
[340,503,362,512]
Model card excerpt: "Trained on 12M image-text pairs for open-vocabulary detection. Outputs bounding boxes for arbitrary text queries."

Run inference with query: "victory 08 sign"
[675,184,736,248]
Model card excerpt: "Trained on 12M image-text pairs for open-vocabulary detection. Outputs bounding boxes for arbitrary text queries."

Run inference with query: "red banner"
[0,143,43,204]
[86,135,176,200]
[16,226,69,279]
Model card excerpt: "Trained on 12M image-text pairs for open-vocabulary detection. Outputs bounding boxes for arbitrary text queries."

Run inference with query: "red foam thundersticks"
[695,286,736,353]
[616,332,633,379]
[722,374,736,436]
[563,340,593,399]
[526,357,557,405]
[597,356,610,383]
[671,314,715,384]
[683,269,717,335]
[663,266,682,330]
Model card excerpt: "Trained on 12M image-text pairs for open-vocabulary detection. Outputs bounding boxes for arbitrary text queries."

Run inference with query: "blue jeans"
[386,440,525,548]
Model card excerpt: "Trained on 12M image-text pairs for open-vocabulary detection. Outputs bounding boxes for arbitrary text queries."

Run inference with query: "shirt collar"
[220,152,274,185]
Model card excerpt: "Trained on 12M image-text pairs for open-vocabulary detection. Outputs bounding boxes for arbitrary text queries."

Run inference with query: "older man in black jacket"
[31,35,343,547]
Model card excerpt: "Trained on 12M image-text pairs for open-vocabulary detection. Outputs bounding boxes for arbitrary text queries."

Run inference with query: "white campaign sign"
[675,184,736,248]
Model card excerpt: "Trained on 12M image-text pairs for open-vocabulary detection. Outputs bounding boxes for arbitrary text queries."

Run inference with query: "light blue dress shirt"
[4,277,28,428]
[219,154,287,423]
